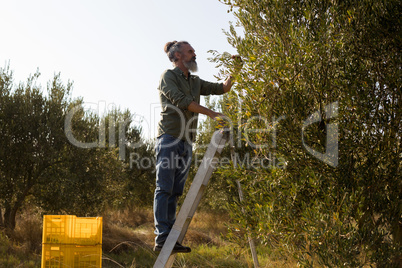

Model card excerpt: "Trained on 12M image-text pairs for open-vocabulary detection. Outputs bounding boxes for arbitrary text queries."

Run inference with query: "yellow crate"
[42,215,74,244]
[73,217,103,245]
[43,215,102,245]
[41,244,102,268]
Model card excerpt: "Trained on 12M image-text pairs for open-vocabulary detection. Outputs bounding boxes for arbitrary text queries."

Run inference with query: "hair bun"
[164,41,177,54]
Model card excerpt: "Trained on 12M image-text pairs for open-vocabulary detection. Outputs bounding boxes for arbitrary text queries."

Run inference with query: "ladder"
[153,129,230,268]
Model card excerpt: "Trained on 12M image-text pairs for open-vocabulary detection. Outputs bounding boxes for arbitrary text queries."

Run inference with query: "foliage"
[207,0,401,266]
[191,96,237,211]
[0,230,40,267]
[0,65,155,231]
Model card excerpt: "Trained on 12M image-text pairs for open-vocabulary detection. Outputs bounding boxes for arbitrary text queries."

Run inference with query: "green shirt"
[157,67,224,142]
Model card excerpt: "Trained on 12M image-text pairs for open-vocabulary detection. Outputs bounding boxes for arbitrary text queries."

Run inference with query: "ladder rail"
[153,129,229,268]
[230,138,260,268]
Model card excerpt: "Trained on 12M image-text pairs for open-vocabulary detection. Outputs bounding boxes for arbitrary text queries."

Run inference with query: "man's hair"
[164,41,190,62]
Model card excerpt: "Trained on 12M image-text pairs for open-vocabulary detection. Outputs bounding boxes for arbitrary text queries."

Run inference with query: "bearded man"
[153,40,238,253]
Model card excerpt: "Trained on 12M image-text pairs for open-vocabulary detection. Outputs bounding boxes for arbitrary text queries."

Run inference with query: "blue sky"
[1,0,239,139]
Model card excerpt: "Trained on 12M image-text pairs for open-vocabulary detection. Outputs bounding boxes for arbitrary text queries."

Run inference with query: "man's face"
[178,44,198,72]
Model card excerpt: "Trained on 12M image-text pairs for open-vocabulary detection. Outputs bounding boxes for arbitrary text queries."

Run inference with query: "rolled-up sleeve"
[159,70,193,109]
[200,79,224,96]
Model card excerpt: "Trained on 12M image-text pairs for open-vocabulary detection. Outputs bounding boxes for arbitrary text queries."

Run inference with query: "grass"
[1,205,297,268]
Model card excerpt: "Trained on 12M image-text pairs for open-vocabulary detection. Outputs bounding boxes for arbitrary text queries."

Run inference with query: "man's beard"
[183,58,198,72]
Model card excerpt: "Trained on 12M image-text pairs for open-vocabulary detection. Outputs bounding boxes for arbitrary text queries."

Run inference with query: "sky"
[0,0,239,140]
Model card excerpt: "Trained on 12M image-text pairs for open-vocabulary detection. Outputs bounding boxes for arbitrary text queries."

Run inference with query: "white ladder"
[153,129,229,268]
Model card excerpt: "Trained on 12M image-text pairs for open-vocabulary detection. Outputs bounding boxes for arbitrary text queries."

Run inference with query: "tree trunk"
[392,221,402,246]
[0,206,3,227]
[3,205,16,230]
[3,189,30,231]
[4,176,36,231]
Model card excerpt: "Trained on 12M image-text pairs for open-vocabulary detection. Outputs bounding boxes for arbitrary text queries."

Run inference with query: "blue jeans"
[153,134,192,245]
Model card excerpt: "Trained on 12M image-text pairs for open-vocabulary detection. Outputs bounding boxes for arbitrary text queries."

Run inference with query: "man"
[153,40,239,253]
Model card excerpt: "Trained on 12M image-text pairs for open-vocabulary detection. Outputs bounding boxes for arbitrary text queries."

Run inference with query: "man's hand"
[210,111,225,120]
[213,113,230,129]
[223,55,243,93]
[188,102,225,121]
[232,55,243,74]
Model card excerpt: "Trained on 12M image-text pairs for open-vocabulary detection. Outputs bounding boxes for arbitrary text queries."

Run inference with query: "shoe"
[153,242,191,253]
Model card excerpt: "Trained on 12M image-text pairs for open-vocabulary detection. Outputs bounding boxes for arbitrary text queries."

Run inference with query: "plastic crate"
[73,217,103,245]
[43,215,102,245]
[42,215,74,244]
[41,244,102,268]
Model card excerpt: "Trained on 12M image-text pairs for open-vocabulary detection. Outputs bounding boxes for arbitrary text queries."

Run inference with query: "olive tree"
[0,66,154,231]
[209,0,401,266]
